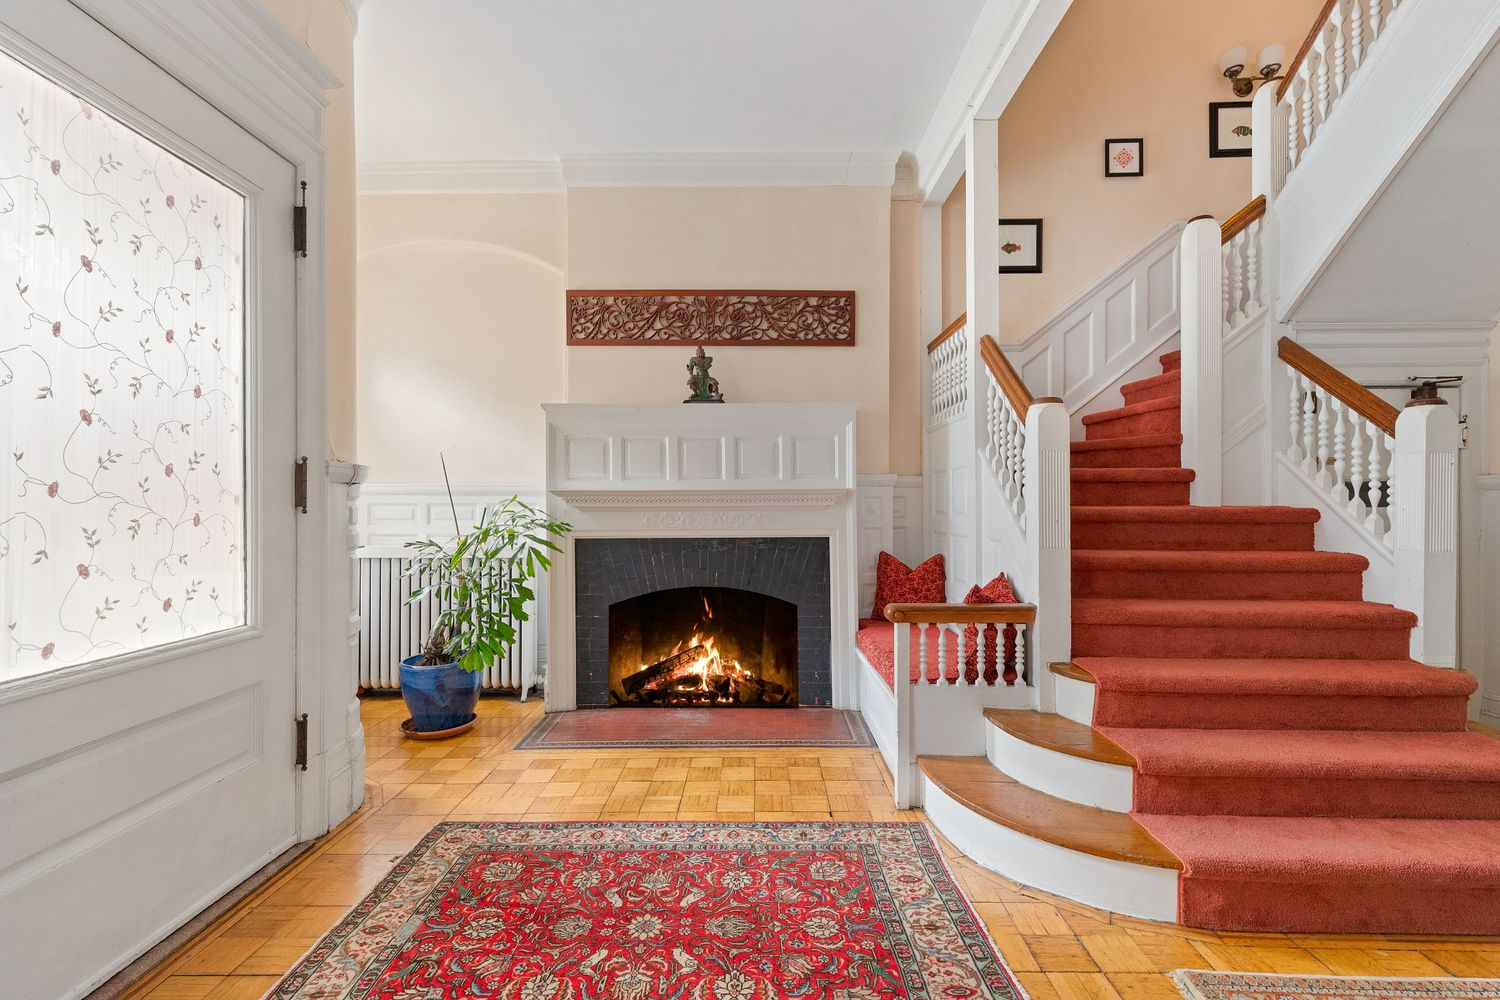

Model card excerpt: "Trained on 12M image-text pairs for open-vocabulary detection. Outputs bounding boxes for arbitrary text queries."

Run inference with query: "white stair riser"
[985,724,1133,813]
[921,777,1178,922]
[1055,673,1096,726]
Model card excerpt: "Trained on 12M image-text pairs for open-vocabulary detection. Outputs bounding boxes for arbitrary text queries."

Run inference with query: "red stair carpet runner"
[265,821,1027,1000]
[1070,349,1499,934]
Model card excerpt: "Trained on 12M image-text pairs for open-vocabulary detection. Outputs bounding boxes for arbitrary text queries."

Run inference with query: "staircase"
[922,348,1497,933]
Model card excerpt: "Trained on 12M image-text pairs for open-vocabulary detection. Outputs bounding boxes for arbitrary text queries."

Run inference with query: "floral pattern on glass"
[0,50,246,682]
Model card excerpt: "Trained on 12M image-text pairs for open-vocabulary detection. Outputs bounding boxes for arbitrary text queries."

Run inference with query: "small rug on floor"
[1172,970,1500,999]
[265,821,1025,1000]
[514,707,876,749]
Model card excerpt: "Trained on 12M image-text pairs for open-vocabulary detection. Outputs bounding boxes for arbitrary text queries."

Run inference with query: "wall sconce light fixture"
[1220,44,1287,97]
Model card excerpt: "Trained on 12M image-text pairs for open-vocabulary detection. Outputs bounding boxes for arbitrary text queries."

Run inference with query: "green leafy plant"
[404,496,571,671]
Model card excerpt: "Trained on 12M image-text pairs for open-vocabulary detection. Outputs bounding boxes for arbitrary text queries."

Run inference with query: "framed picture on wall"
[1104,138,1144,177]
[997,219,1043,273]
[1209,101,1253,157]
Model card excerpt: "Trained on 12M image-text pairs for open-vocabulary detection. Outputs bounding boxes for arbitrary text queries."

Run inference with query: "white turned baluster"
[1286,83,1303,168]
[1287,374,1305,461]
[1365,426,1388,539]
[917,623,929,685]
[1350,0,1366,67]
[1012,624,1026,687]
[1008,411,1025,516]
[1301,376,1319,476]
[1221,244,1233,325]
[1347,416,1367,518]
[1300,57,1317,150]
[1227,238,1245,326]
[973,623,986,685]
[1331,398,1349,503]
[1245,221,1262,314]
[956,625,968,685]
[936,626,948,689]
[1315,389,1333,488]
[1370,0,1384,40]
[1314,28,1332,128]
[1331,0,1349,96]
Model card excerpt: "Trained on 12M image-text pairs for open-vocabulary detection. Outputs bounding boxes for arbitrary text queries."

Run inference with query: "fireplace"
[610,587,797,706]
[572,536,831,708]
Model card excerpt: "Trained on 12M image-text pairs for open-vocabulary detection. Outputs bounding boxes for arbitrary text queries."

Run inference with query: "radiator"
[355,547,535,695]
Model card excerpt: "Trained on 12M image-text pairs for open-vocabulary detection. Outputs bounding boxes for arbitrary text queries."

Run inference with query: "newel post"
[1393,400,1460,667]
[1023,399,1071,712]
[1251,80,1287,199]
[892,621,915,808]
[1179,217,1223,505]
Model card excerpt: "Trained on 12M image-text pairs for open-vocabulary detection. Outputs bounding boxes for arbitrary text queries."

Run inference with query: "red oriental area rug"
[1172,970,1500,999]
[514,707,875,749]
[265,821,1025,1000]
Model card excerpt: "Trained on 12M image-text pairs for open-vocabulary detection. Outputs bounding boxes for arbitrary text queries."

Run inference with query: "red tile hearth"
[264,821,1025,1000]
[515,708,874,750]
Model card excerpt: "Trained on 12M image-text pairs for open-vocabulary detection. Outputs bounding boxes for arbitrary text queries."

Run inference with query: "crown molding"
[357,160,566,194]
[357,152,901,193]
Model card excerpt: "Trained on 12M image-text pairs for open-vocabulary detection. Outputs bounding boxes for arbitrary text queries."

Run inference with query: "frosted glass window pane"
[1,50,246,682]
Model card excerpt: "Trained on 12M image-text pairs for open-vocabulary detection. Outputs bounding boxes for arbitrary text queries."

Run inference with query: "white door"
[0,6,301,999]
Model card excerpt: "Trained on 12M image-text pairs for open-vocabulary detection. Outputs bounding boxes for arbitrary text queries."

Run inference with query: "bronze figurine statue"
[684,345,725,403]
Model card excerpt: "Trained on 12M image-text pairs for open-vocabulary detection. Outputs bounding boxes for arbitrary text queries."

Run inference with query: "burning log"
[623,645,708,697]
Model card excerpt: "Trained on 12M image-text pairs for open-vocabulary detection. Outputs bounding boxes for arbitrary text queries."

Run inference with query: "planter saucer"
[400,714,476,740]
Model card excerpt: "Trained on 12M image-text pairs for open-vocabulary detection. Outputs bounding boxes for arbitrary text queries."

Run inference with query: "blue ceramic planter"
[399,654,482,732]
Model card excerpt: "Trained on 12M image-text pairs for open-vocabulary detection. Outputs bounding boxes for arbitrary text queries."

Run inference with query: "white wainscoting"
[1479,475,1500,726]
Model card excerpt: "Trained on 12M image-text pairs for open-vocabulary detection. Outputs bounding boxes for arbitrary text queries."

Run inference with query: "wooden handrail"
[1221,195,1267,244]
[927,312,967,354]
[884,602,1038,625]
[1277,336,1399,437]
[1277,0,1338,100]
[979,335,1034,419]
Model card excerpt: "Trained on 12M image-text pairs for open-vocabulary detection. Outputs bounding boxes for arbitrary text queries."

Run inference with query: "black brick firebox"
[573,537,831,708]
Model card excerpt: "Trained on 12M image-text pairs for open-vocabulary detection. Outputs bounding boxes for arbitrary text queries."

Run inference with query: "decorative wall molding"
[566,290,856,347]
[555,491,849,510]
[356,152,900,194]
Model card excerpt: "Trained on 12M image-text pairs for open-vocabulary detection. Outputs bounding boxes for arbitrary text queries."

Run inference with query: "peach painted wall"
[941,0,1316,342]
[356,194,567,483]
[940,177,967,329]
[262,0,359,460]
[565,186,894,473]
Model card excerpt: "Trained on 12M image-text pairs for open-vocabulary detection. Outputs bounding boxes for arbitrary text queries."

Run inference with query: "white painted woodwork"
[926,320,979,598]
[0,6,321,997]
[543,404,859,712]
[1392,402,1460,666]
[985,720,1134,812]
[1054,671,1097,727]
[930,325,972,427]
[1020,401,1072,713]
[920,775,1179,922]
[1180,217,1225,505]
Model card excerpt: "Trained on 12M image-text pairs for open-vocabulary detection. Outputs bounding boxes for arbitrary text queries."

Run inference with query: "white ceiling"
[353,0,989,173]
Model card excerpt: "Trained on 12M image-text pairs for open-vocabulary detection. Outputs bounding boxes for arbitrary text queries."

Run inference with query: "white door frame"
[53,0,355,842]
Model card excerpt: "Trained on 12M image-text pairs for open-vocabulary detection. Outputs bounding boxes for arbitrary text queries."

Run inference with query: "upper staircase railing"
[1277,0,1406,182]
[1220,195,1266,327]
[980,335,1035,525]
[1273,336,1459,665]
[928,313,970,427]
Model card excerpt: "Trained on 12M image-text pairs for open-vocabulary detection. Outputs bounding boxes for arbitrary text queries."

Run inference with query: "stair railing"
[976,335,1071,711]
[1275,336,1459,665]
[887,600,1037,808]
[927,313,970,427]
[1278,0,1407,183]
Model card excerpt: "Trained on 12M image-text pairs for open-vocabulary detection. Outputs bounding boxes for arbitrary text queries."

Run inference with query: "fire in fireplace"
[608,586,797,706]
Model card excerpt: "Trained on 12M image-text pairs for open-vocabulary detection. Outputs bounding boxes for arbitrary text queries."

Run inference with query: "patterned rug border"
[264,820,1028,1000]
[1172,968,1500,999]
[513,707,877,750]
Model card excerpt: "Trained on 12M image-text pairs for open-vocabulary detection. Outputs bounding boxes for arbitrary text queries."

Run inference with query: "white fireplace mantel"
[543,403,860,712]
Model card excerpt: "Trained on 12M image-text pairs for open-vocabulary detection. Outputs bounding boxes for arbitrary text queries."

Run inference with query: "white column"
[966,117,1000,582]
[1179,217,1224,505]
[1251,81,1287,200]
[1393,400,1460,666]
[1023,400,1071,712]
[892,621,915,808]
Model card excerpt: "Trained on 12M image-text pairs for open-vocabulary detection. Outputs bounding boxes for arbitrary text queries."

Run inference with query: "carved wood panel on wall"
[566,290,856,346]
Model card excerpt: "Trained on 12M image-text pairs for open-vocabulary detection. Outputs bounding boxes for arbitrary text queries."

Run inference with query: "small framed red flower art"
[1104,137,1144,177]
[997,218,1043,274]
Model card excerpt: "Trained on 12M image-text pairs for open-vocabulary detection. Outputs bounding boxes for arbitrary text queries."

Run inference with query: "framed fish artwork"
[997,218,1043,274]
[1209,101,1253,157]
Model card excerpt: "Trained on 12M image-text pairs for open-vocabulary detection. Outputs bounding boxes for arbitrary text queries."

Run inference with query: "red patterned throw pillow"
[870,552,946,622]
[962,572,1019,685]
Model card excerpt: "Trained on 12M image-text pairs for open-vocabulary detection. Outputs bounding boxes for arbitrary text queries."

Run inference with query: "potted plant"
[400,495,571,737]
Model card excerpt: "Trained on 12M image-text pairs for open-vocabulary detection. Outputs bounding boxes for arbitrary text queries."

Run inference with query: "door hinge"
[295,713,309,771]
[294,455,309,513]
[293,180,308,257]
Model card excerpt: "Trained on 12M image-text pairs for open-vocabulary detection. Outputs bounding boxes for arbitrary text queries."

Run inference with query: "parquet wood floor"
[121,695,1500,1000]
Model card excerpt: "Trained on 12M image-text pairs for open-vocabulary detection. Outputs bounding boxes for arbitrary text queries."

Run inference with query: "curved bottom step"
[919,756,1179,922]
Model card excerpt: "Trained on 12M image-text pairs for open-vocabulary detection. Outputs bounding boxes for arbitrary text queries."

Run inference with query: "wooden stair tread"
[1050,661,1096,684]
[983,709,1135,767]
[919,756,1181,870]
